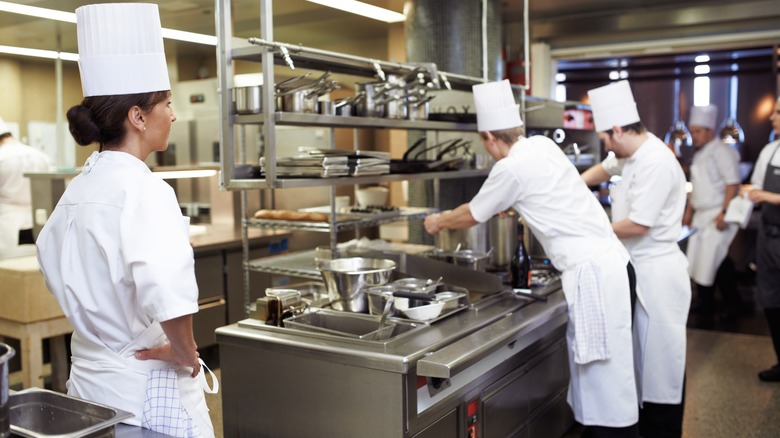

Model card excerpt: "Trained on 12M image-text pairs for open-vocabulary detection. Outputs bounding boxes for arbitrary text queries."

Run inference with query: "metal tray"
[9,388,133,438]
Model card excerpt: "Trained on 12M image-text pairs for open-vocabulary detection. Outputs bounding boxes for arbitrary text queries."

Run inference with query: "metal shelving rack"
[215,0,489,315]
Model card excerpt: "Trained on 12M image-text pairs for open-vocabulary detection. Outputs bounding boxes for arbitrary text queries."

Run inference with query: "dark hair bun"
[66,105,101,146]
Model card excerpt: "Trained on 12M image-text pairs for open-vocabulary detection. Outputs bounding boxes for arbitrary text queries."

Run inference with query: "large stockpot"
[318,258,396,313]
[1,343,15,438]
[488,212,519,269]
[435,212,518,270]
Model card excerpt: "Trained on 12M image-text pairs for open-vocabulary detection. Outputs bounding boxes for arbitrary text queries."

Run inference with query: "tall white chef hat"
[0,116,9,136]
[588,80,640,132]
[473,79,524,132]
[689,105,718,131]
[76,3,170,97]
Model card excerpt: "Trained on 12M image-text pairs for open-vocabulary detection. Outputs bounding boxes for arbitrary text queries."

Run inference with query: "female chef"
[424,80,639,437]
[36,4,215,437]
[745,96,780,382]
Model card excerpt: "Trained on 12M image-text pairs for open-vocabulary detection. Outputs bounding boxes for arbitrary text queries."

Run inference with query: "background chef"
[683,104,741,324]
[744,96,780,382]
[0,116,51,255]
[581,80,690,438]
[36,3,216,436]
[424,79,639,437]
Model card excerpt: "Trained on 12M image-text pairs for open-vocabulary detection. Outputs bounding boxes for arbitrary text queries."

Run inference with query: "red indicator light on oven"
[467,400,478,417]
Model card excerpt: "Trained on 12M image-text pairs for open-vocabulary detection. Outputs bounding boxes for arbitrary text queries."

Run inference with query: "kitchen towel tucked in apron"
[571,261,610,364]
[68,324,216,438]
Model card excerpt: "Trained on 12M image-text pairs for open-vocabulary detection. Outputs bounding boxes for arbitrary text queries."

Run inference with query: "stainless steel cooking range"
[216,252,572,438]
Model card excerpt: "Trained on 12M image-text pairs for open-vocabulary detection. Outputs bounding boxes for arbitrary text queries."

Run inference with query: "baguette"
[254,209,329,222]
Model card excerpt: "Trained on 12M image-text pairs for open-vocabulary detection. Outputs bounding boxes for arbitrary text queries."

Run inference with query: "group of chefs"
[423,78,780,437]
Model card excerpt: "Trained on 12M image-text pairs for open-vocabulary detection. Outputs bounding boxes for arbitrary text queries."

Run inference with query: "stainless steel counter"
[217,258,572,437]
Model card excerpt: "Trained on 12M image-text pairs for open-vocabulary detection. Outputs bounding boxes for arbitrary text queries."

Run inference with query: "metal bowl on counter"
[318,257,396,313]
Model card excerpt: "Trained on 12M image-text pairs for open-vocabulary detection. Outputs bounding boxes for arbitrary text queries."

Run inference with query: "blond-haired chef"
[683,105,741,322]
[581,81,690,438]
[424,80,639,436]
[36,4,216,437]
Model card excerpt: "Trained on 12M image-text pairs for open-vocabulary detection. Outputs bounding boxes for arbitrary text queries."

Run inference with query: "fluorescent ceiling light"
[306,0,405,23]
[0,1,216,46]
[0,44,76,61]
[0,1,75,22]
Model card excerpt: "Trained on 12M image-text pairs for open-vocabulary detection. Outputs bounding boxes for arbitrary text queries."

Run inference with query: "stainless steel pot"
[233,86,262,114]
[451,249,491,271]
[384,96,407,119]
[354,82,388,117]
[278,89,318,113]
[434,220,490,254]
[1,343,15,438]
[488,212,518,270]
[407,95,434,121]
[318,258,396,313]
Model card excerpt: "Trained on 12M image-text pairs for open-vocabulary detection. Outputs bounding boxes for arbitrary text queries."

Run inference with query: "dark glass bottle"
[510,227,531,289]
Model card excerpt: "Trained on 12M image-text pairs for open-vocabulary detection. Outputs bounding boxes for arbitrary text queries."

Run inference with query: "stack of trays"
[300,149,391,176]
[259,155,350,178]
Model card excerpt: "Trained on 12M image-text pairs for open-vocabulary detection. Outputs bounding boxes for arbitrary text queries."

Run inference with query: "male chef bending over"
[424,80,640,437]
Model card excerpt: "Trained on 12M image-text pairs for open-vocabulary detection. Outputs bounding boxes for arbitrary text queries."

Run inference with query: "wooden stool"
[0,316,71,390]
[0,256,72,391]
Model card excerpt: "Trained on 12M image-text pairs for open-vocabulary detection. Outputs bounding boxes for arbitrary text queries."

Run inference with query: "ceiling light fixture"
[0,44,76,61]
[0,1,216,46]
[306,0,405,23]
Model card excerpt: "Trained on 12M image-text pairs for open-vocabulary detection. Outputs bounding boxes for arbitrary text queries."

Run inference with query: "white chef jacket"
[686,139,740,286]
[689,139,740,210]
[601,134,691,404]
[751,140,780,188]
[601,134,687,261]
[36,151,211,435]
[0,140,51,250]
[470,135,638,427]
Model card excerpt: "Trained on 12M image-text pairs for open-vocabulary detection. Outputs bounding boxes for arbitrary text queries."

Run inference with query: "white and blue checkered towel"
[142,368,201,437]
[571,262,610,365]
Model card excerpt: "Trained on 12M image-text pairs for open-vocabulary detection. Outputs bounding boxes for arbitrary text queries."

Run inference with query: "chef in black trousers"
[744,96,780,381]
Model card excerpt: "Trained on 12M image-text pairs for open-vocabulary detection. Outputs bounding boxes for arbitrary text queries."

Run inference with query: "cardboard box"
[0,256,64,323]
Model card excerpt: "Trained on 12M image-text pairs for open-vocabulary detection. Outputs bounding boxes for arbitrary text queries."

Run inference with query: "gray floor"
[204,328,780,438]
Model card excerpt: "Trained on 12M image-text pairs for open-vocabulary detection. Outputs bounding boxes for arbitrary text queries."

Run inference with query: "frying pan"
[389,138,470,173]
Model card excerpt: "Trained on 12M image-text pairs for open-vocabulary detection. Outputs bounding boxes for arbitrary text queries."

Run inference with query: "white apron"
[559,240,638,427]
[68,323,217,437]
[0,203,26,252]
[611,177,691,405]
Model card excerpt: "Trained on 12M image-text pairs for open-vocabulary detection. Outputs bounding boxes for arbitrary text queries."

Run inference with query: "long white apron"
[68,323,216,437]
[0,203,26,252]
[610,178,690,405]
[561,242,638,427]
[686,206,738,286]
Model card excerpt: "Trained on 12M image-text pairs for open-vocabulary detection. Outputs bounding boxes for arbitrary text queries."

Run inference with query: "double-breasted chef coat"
[470,135,638,427]
[601,134,691,405]
[0,140,51,252]
[686,139,741,286]
[751,141,780,308]
[37,151,215,437]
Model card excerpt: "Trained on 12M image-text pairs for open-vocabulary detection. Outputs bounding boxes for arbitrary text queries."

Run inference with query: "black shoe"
[758,365,780,382]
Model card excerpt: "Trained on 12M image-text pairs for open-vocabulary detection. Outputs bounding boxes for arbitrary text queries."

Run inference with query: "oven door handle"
[416,291,566,379]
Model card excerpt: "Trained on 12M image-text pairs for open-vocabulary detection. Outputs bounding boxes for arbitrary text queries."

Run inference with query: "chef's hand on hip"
[424,213,441,235]
[135,344,201,377]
